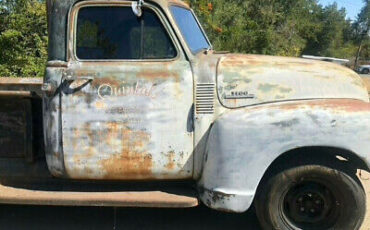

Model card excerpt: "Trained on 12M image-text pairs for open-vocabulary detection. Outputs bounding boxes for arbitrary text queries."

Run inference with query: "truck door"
[61,2,193,180]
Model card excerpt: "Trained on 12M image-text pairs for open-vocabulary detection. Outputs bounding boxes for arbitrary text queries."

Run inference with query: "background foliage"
[188,0,369,59]
[0,0,369,77]
[0,0,47,77]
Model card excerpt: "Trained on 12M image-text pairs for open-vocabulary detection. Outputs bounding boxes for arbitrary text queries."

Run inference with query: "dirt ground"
[360,74,369,230]
[361,171,370,230]
[0,173,368,229]
[360,74,370,94]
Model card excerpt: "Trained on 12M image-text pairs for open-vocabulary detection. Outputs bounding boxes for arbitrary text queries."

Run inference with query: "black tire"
[255,165,366,230]
[362,68,369,74]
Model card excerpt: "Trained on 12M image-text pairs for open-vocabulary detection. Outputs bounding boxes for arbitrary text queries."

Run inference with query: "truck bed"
[0,77,43,162]
[0,77,43,97]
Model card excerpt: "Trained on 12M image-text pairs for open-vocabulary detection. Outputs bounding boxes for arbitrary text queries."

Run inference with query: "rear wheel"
[362,68,369,74]
[255,165,365,230]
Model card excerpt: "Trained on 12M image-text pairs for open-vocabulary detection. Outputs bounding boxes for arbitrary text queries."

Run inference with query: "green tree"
[0,0,47,77]
[189,0,319,56]
[189,0,363,59]
[353,0,369,63]
[309,3,357,58]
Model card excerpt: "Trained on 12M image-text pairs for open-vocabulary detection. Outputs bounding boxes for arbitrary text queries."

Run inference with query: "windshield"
[170,6,211,54]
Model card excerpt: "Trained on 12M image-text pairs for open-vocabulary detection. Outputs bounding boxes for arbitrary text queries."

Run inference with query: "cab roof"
[150,0,190,8]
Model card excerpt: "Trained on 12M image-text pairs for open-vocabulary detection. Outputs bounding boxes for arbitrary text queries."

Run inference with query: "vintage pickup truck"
[0,0,369,229]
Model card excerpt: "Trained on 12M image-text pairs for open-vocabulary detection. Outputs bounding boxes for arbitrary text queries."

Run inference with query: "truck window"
[76,6,177,60]
[170,6,211,54]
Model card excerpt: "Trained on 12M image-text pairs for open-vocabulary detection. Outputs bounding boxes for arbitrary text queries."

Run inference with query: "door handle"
[62,75,94,93]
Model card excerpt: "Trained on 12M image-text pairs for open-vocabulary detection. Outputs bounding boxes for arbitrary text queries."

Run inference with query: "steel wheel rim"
[281,180,341,229]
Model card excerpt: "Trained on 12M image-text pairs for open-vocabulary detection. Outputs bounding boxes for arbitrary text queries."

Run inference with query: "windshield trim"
[170,5,212,55]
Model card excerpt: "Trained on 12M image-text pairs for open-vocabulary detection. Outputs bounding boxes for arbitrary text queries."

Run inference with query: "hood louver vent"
[196,83,215,114]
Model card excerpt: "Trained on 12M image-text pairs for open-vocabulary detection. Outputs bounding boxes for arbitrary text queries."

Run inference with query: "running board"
[0,184,199,208]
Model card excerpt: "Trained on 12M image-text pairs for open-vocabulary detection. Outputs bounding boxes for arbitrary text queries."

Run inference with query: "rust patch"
[202,188,236,210]
[136,71,179,80]
[0,183,198,207]
[239,99,369,115]
[165,151,176,170]
[92,77,121,88]
[220,54,357,77]
[99,123,154,179]
[71,128,81,150]
[101,153,153,179]
[68,122,154,179]
[95,101,107,110]
[272,99,370,113]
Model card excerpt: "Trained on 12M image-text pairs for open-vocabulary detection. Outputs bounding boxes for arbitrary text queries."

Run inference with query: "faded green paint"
[217,54,369,108]
[258,83,292,93]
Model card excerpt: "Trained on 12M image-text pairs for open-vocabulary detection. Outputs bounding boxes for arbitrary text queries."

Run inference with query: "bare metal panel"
[61,61,194,180]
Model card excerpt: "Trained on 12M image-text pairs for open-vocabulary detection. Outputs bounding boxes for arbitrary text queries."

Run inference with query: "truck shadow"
[0,205,261,230]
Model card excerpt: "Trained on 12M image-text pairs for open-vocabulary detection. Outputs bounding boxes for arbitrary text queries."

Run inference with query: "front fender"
[198,99,370,212]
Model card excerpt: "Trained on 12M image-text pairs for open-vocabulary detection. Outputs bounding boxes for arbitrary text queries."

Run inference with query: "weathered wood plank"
[0,78,42,97]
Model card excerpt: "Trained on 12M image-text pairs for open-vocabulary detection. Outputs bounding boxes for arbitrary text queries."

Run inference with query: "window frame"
[169,5,212,55]
[68,1,181,62]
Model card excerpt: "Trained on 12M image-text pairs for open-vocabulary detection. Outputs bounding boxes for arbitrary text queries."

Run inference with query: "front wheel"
[255,165,366,230]
[362,68,370,74]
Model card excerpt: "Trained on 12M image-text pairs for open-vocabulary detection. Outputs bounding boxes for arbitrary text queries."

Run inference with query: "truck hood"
[217,54,369,108]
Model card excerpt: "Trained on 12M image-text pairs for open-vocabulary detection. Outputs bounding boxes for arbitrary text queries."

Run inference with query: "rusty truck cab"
[44,0,211,180]
[0,1,369,228]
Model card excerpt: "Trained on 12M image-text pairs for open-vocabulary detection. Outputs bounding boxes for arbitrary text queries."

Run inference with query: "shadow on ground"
[0,205,261,230]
